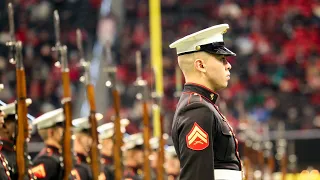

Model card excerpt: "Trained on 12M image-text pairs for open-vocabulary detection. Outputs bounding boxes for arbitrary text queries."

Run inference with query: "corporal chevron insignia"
[31,164,46,178]
[186,122,209,150]
[71,169,81,180]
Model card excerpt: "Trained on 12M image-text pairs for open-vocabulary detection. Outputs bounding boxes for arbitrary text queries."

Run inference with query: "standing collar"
[46,144,61,154]
[101,154,113,165]
[0,138,14,152]
[183,83,219,104]
[76,152,89,164]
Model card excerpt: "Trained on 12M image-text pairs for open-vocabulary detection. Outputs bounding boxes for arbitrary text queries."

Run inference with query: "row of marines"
[0,100,180,180]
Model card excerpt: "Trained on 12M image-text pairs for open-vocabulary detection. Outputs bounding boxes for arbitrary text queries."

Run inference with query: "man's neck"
[185,77,216,92]
[73,141,88,156]
[101,148,112,157]
[45,139,61,150]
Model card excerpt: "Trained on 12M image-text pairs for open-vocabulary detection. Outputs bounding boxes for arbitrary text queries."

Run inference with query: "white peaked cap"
[0,98,32,115]
[97,118,130,140]
[149,137,159,150]
[72,113,104,132]
[149,134,169,150]
[165,145,177,158]
[169,24,236,56]
[122,133,144,150]
[32,108,64,130]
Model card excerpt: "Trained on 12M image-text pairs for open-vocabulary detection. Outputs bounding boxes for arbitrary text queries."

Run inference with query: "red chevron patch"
[186,122,209,150]
[31,164,46,178]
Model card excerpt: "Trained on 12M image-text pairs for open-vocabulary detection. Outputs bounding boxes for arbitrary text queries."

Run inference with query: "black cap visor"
[178,42,236,56]
[202,42,236,56]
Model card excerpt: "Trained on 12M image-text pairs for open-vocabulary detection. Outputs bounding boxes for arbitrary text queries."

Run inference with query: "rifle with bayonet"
[151,68,165,180]
[52,10,73,180]
[105,43,123,180]
[134,51,151,180]
[76,29,100,180]
[6,3,29,180]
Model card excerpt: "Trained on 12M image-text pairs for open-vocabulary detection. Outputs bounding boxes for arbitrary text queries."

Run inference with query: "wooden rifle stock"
[87,84,100,180]
[62,71,73,180]
[77,28,100,179]
[111,84,123,180]
[15,42,28,180]
[142,101,151,180]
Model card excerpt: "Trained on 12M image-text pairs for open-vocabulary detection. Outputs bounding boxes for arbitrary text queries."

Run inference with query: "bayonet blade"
[53,10,61,47]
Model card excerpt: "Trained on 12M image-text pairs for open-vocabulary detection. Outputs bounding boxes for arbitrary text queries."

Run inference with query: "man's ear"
[194,59,206,73]
[48,128,53,138]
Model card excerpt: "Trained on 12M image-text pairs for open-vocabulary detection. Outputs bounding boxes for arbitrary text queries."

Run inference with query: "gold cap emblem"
[210,94,215,100]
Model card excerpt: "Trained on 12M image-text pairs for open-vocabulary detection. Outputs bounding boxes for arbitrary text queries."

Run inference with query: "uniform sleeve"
[31,156,60,180]
[176,104,215,180]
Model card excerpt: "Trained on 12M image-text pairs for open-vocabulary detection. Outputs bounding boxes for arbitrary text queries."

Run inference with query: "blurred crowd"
[0,0,100,117]
[0,0,320,138]
[115,0,320,133]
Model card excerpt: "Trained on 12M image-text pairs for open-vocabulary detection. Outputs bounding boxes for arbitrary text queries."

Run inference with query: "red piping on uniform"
[185,83,219,96]
[0,138,13,143]
[183,91,214,106]
[0,154,10,180]
[187,94,192,105]
[0,138,14,152]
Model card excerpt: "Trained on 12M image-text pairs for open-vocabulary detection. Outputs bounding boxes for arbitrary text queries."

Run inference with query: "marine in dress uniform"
[123,133,144,180]
[0,100,36,180]
[169,24,243,180]
[0,110,12,180]
[31,108,66,180]
[69,113,103,180]
[97,118,130,180]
